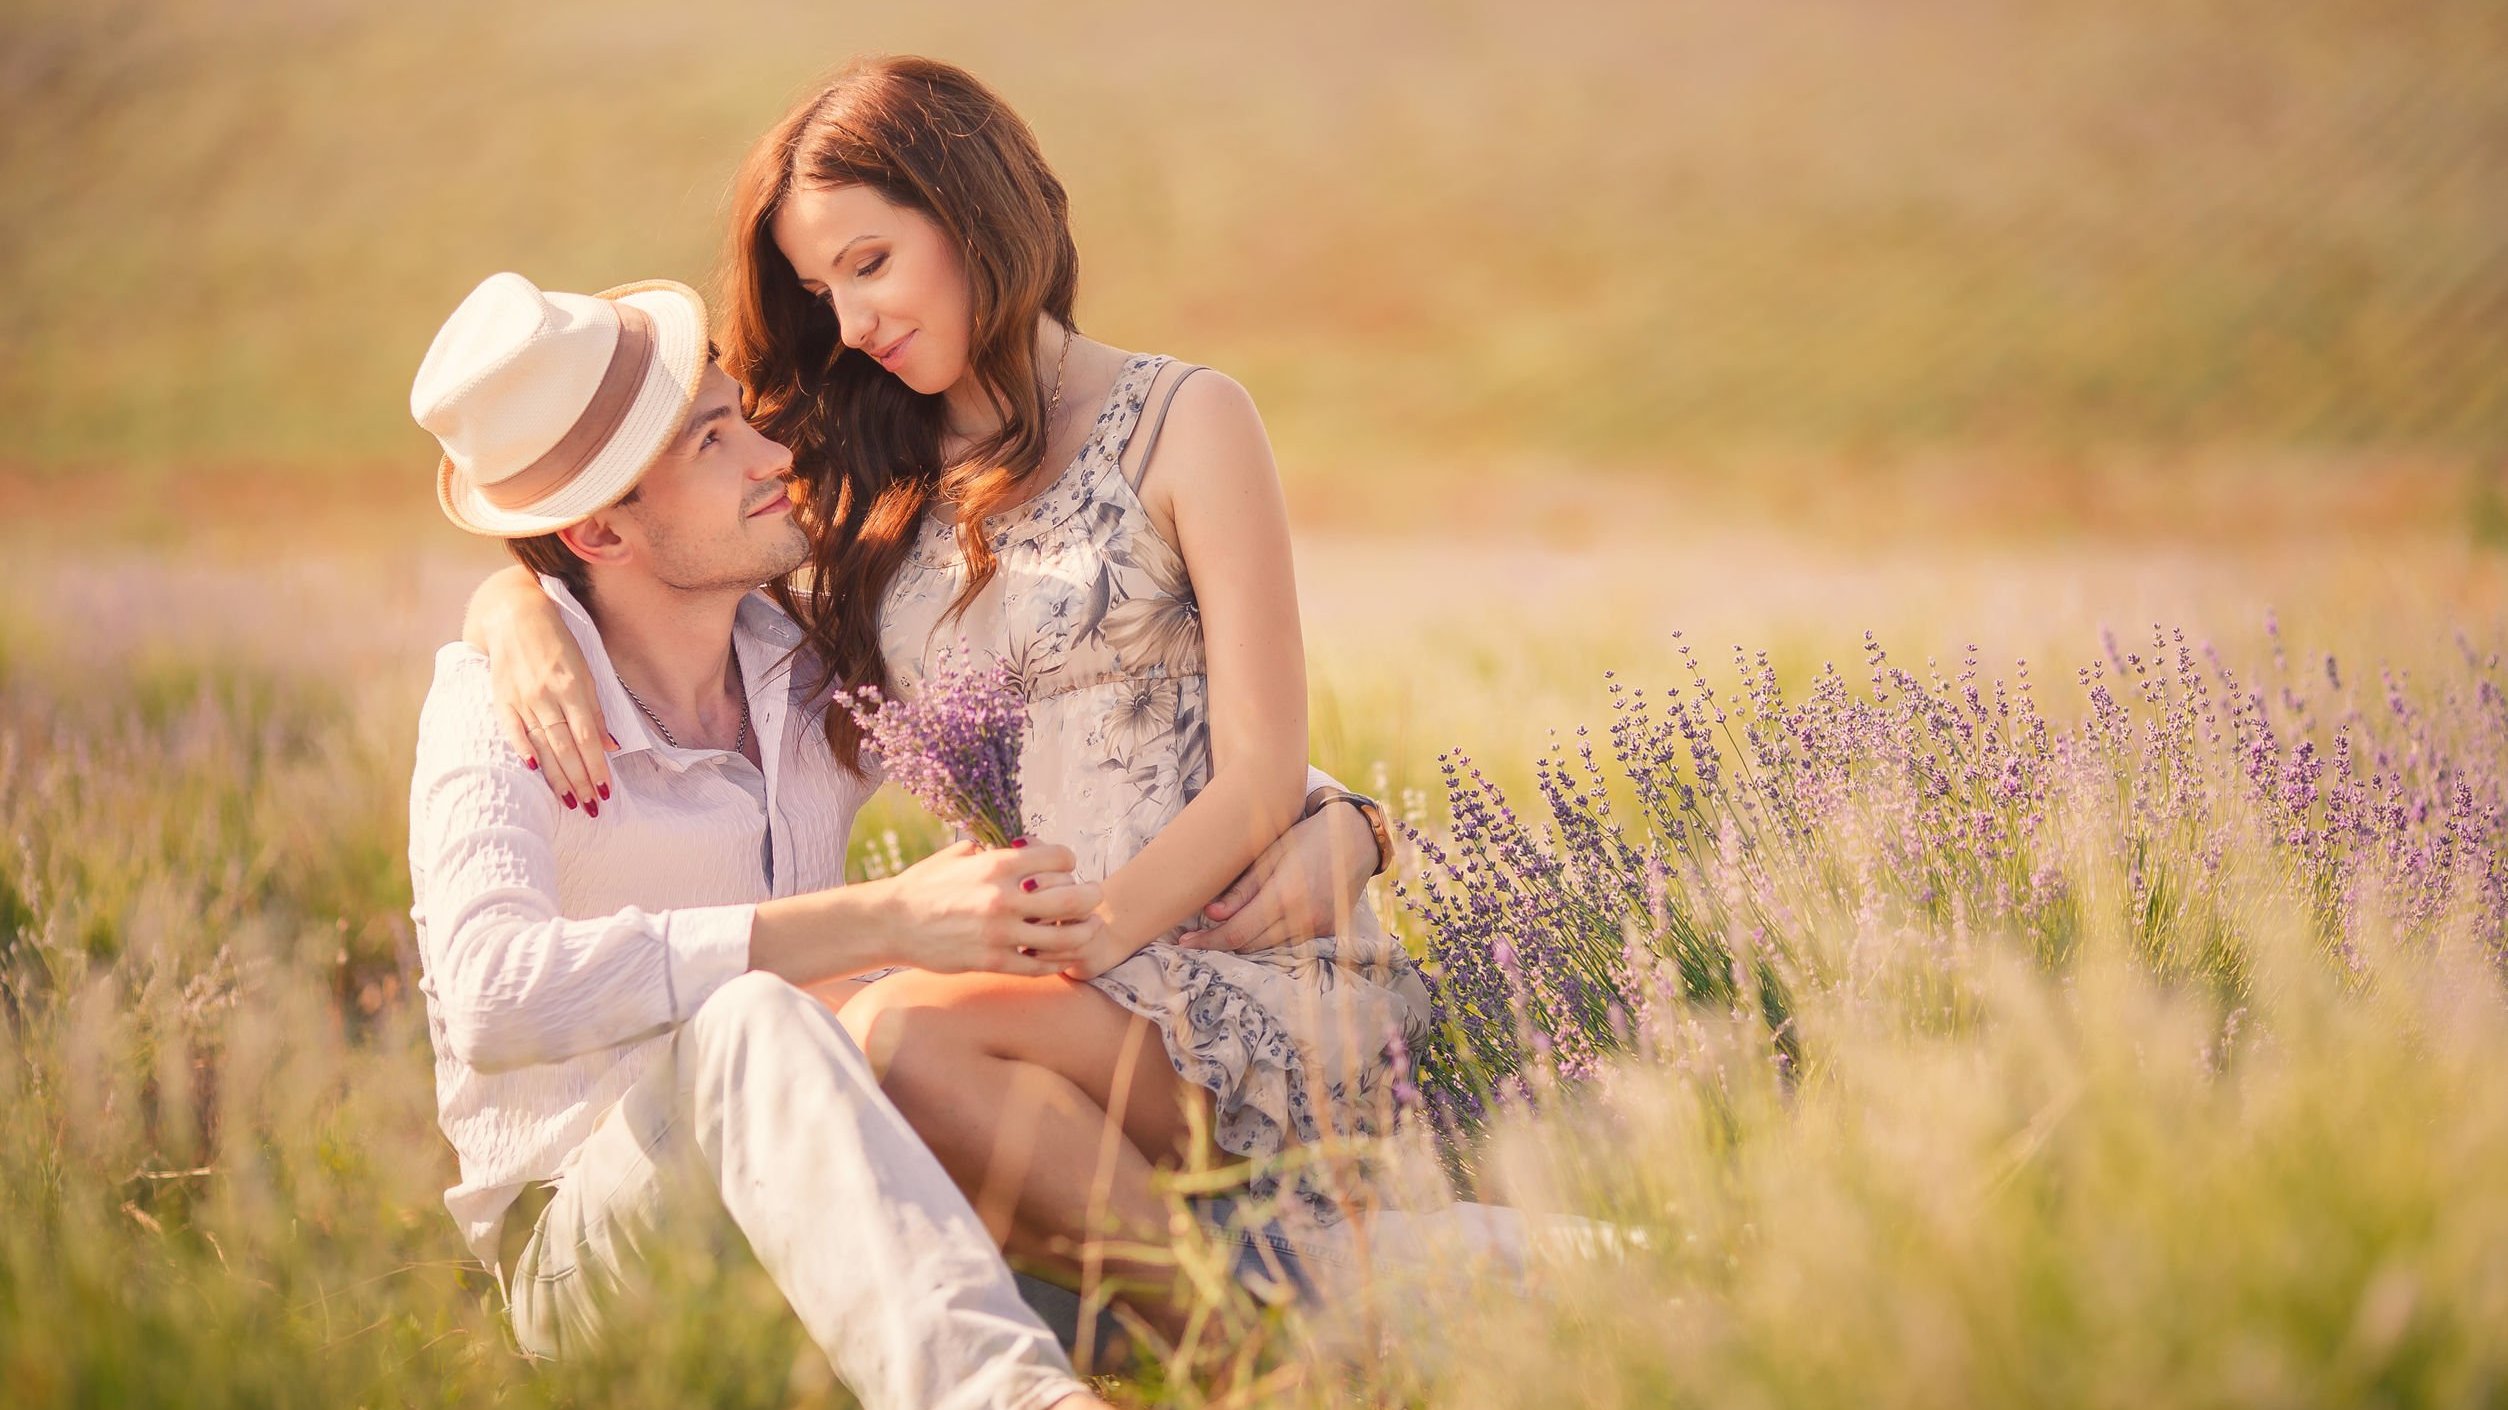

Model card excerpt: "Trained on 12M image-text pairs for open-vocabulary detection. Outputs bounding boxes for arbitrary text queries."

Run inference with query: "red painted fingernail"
[584,800,599,819]
[597,783,610,801]
[1011,837,1030,849]
[1021,877,1039,893]
[526,757,538,771]
[563,792,578,810]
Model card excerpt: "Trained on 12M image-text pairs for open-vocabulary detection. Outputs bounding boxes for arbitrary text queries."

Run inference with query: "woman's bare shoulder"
[1133,361,1268,479]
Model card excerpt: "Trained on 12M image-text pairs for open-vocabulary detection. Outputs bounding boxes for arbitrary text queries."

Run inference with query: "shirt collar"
[538,576,810,769]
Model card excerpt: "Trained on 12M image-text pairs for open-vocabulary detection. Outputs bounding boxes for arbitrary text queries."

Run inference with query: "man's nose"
[752,434,796,481]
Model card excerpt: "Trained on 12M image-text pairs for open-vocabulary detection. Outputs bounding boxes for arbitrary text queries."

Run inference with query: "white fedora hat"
[413,272,710,538]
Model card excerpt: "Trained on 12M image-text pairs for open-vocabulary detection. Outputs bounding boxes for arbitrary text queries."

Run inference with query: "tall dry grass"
[2,506,2502,1404]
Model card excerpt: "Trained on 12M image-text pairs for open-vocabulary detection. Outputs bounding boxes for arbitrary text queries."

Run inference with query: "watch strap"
[1305,786,1394,878]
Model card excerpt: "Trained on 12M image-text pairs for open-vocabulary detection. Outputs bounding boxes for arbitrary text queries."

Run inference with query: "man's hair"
[504,485,639,604]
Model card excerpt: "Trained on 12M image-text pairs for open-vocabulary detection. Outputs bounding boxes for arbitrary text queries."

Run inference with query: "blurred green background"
[4,0,2503,504]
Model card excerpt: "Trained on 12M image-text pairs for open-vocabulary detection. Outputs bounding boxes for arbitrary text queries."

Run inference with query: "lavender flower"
[1398,619,2508,1131]
[842,647,1030,848]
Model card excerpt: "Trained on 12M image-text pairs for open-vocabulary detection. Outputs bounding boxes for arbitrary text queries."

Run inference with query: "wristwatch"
[1305,785,1394,877]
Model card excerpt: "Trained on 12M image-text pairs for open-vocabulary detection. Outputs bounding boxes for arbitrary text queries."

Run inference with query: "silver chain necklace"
[619,655,750,752]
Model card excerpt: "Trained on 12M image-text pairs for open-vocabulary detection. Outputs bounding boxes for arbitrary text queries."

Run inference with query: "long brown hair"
[721,55,1079,769]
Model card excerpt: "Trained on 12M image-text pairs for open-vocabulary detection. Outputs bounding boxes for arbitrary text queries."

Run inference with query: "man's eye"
[700,430,719,451]
[855,253,886,277]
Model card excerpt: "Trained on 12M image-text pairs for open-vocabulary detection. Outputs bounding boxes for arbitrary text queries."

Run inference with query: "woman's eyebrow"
[797,236,877,289]
[823,235,877,269]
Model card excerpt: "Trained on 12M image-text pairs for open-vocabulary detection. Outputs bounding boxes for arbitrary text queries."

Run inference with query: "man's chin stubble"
[649,526,811,595]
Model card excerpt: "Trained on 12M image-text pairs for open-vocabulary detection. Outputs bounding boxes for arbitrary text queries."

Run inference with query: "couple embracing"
[407,55,1435,1406]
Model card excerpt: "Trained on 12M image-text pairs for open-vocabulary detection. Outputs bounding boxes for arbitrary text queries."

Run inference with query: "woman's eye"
[855,253,886,278]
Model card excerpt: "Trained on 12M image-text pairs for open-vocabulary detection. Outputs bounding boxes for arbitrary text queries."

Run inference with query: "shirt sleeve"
[408,646,755,1074]
[1304,763,1345,800]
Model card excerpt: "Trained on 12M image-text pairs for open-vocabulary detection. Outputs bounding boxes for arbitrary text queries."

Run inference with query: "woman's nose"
[831,295,874,351]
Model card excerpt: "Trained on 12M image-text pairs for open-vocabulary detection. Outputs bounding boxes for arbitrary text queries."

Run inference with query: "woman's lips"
[872,329,916,369]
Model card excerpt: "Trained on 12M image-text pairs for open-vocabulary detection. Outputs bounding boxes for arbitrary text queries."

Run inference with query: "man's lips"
[746,490,793,519]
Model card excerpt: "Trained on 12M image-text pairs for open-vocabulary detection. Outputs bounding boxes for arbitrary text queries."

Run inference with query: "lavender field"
[3,493,2503,1405]
[6,0,2508,1403]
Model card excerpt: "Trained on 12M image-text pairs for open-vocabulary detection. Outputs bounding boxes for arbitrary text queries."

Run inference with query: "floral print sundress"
[878,354,1431,1220]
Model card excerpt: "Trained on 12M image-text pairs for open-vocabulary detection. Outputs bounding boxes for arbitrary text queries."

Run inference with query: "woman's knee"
[836,970,1030,1082]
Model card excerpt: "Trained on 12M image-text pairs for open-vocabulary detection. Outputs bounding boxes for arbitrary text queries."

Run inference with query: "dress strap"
[1118,361,1207,493]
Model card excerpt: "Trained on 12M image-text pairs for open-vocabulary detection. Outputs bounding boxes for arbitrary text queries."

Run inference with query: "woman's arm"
[463,564,614,807]
[1065,370,1311,977]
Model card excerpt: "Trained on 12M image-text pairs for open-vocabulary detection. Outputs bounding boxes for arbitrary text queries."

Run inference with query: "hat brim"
[437,279,711,539]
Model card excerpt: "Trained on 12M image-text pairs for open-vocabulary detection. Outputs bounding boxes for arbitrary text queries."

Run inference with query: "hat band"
[477,302,660,512]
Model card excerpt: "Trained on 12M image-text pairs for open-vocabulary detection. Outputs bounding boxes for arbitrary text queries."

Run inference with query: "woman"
[467,55,1429,1329]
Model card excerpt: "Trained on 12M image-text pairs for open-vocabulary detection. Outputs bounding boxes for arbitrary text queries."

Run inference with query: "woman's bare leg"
[834,972,1214,1338]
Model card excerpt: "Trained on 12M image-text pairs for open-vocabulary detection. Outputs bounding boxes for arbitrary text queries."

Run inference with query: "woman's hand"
[1057,915,1141,983]
[882,839,1104,976]
[465,567,614,810]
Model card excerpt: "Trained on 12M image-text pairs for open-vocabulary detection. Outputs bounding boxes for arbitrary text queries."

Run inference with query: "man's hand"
[1176,800,1380,954]
[882,840,1102,975]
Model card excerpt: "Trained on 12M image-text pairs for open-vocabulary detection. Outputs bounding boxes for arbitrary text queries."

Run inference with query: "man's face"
[602,362,807,593]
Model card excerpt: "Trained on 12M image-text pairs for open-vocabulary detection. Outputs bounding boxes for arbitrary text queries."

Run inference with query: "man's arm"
[1175,764,1387,953]
[411,647,784,1073]
[1302,764,1388,873]
[411,649,1100,1072]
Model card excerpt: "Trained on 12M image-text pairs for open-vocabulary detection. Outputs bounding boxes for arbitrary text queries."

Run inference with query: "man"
[405,272,1389,1406]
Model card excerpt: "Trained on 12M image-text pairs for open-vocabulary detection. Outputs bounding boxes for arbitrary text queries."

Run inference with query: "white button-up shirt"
[406,578,874,1268]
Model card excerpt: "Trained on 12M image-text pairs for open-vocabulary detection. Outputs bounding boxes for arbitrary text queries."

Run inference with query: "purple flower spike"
[842,645,1030,849]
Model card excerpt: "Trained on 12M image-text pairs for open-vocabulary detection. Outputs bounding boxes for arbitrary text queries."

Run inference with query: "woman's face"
[772,183,972,397]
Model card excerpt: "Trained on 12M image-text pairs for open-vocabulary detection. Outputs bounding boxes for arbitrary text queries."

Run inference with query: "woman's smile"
[870,328,917,371]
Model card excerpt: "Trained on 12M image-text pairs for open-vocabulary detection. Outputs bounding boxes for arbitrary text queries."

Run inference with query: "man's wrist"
[840,878,905,971]
[1305,786,1392,878]
[751,883,900,984]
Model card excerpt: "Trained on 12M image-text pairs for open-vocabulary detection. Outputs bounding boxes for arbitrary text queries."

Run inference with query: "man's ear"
[559,511,630,568]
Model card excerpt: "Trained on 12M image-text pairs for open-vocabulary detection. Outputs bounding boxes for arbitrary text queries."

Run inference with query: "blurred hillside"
[1,0,2503,493]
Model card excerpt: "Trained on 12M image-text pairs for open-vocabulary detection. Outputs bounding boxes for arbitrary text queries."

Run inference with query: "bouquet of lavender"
[842,650,1030,848]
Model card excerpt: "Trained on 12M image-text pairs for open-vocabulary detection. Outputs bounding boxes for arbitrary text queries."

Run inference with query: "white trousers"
[505,972,1085,1410]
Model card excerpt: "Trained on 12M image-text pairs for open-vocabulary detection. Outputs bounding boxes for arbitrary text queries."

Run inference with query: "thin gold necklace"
[941,326,1074,520]
[1043,322,1074,429]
